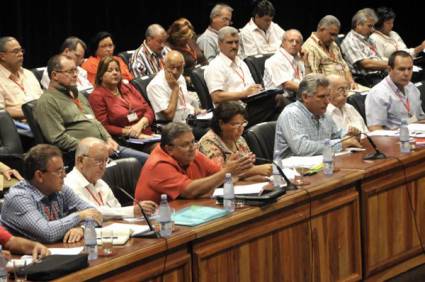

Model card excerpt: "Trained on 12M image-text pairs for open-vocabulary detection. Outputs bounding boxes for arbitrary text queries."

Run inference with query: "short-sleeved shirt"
[326,103,369,133]
[370,31,413,60]
[147,69,195,122]
[263,47,305,97]
[129,41,170,78]
[0,64,43,110]
[365,76,424,129]
[0,226,12,246]
[239,18,285,57]
[135,145,220,203]
[41,66,93,93]
[197,27,220,62]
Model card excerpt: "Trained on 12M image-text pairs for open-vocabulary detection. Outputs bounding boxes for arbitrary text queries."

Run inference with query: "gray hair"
[0,36,16,52]
[317,15,341,30]
[218,26,239,42]
[160,122,193,148]
[145,24,166,39]
[210,4,233,20]
[75,137,106,160]
[297,73,330,101]
[282,29,303,44]
[352,8,378,29]
[60,36,87,53]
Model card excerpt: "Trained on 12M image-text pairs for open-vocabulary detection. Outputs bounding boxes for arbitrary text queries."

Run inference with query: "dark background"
[0,0,423,68]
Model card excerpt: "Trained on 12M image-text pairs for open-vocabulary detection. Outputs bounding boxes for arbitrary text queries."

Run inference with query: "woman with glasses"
[89,56,156,152]
[82,31,133,85]
[199,101,272,178]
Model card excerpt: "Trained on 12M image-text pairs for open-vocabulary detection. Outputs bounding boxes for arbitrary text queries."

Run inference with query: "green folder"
[173,205,229,226]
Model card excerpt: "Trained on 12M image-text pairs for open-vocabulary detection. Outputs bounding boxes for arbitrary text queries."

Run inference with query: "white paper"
[213,182,269,197]
[413,65,422,72]
[49,246,84,255]
[196,111,213,120]
[281,155,323,168]
[103,223,150,237]
[6,256,33,268]
[367,130,399,137]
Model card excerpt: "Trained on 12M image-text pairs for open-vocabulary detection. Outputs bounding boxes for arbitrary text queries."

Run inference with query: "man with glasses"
[274,73,362,159]
[41,37,93,92]
[326,75,368,133]
[197,4,233,62]
[135,122,254,203]
[35,54,149,166]
[1,144,102,243]
[65,137,157,219]
[0,36,43,119]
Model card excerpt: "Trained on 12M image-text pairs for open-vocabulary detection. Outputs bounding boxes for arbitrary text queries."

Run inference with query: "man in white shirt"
[326,75,368,133]
[264,29,305,101]
[147,50,200,123]
[205,26,279,126]
[65,137,157,219]
[239,0,285,58]
[41,37,93,93]
[0,36,43,119]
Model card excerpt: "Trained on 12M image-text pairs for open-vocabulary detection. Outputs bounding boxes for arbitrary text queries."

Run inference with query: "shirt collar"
[23,179,59,202]
[143,40,157,57]
[68,167,92,190]
[296,100,325,120]
[218,52,242,67]
[0,63,23,79]
[248,18,270,33]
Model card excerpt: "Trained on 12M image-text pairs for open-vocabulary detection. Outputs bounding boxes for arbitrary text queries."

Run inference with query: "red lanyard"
[178,87,187,108]
[386,77,410,113]
[280,50,302,79]
[85,186,104,206]
[231,63,246,86]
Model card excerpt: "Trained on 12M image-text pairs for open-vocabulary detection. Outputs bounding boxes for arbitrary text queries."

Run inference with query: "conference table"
[52,136,425,282]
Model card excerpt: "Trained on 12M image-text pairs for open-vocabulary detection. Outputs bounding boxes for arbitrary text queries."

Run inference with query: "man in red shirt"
[0,226,49,260]
[135,122,254,203]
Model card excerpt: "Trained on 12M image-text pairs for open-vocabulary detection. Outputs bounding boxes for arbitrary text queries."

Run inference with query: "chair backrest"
[416,81,425,112]
[130,75,155,105]
[102,157,142,206]
[243,53,273,85]
[190,66,213,110]
[243,121,277,163]
[30,67,47,84]
[0,110,23,155]
[21,100,47,144]
[335,34,346,48]
[118,50,136,67]
[347,93,367,122]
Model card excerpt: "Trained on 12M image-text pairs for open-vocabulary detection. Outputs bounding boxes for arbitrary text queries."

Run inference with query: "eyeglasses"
[56,68,78,75]
[83,155,111,166]
[42,166,67,176]
[229,121,248,128]
[285,39,302,45]
[170,140,198,151]
[336,87,350,96]
[99,43,114,49]
[1,48,25,55]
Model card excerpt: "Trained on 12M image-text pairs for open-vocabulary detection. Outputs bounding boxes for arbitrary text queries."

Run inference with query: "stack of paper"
[173,205,229,226]
[95,223,150,245]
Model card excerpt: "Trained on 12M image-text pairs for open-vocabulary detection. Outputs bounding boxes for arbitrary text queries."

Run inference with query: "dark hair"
[210,101,248,135]
[388,50,412,68]
[60,36,87,53]
[160,122,193,148]
[90,31,113,56]
[47,54,65,79]
[95,56,121,86]
[24,144,62,180]
[252,0,275,18]
[375,7,396,30]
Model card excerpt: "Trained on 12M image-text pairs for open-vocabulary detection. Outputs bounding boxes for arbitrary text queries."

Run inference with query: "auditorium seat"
[347,92,367,122]
[0,110,24,173]
[118,50,135,68]
[30,67,47,86]
[243,121,276,164]
[243,53,273,85]
[190,65,213,110]
[130,75,154,105]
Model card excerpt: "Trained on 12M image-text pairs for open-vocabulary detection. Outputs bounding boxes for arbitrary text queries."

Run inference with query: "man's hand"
[165,70,179,90]
[106,138,119,155]
[1,168,23,181]
[346,126,361,139]
[134,201,158,217]
[63,227,84,243]
[78,208,103,225]
[223,153,255,176]
[32,243,50,261]
[342,136,362,149]
[242,84,263,97]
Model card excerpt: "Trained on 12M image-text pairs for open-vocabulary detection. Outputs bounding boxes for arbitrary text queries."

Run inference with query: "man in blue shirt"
[1,144,102,243]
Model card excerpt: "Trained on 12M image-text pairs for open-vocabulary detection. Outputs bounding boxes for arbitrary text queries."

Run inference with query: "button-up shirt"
[197,27,219,62]
[41,66,93,93]
[274,101,342,159]
[130,41,170,78]
[326,102,368,133]
[1,180,93,243]
[370,30,414,60]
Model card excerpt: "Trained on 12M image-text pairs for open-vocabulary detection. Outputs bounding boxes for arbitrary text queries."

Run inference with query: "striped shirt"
[129,41,170,78]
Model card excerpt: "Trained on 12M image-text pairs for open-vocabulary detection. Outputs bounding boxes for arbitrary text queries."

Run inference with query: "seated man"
[0,226,50,260]
[302,15,357,89]
[41,36,93,93]
[326,75,368,133]
[65,137,157,219]
[274,73,361,159]
[197,4,233,62]
[264,29,305,101]
[239,0,284,57]
[34,54,149,166]
[340,8,388,87]
[204,26,278,126]
[147,50,200,123]
[1,144,102,243]
[366,51,424,130]
[0,36,43,119]
[130,24,170,78]
[134,122,254,203]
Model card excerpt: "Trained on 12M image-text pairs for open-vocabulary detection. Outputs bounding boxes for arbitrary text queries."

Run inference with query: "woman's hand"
[128,117,149,138]
[0,166,23,181]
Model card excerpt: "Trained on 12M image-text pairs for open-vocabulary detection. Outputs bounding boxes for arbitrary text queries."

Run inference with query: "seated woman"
[82,31,133,84]
[199,101,272,179]
[89,56,156,152]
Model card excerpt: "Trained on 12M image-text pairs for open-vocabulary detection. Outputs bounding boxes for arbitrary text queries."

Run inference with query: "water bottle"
[223,173,235,212]
[272,151,283,189]
[0,246,8,282]
[322,139,334,176]
[400,119,411,153]
[84,217,98,260]
[159,194,173,237]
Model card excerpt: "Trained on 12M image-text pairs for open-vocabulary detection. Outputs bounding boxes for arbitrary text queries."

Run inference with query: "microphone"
[255,157,298,191]
[117,186,160,238]
[331,132,386,161]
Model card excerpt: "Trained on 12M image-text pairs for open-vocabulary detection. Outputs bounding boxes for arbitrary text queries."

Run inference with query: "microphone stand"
[117,187,160,238]
[362,134,386,160]
[256,157,298,191]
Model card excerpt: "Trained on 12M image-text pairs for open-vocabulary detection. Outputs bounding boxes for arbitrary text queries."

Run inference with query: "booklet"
[173,205,229,226]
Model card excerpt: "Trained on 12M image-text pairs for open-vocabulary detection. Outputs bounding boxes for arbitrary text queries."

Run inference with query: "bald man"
[147,50,202,122]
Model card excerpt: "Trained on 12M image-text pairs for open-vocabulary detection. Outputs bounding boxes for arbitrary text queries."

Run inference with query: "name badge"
[85,114,94,120]
[127,112,138,122]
